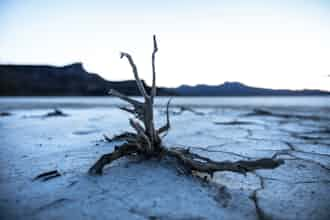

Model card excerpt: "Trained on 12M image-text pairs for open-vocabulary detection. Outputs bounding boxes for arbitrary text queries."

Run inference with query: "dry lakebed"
[0,97,330,220]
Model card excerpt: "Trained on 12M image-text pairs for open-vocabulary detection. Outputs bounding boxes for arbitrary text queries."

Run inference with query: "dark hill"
[173,82,329,96]
[0,63,173,96]
[0,64,329,96]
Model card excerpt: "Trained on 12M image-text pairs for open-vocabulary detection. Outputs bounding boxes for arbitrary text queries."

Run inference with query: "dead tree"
[89,35,283,176]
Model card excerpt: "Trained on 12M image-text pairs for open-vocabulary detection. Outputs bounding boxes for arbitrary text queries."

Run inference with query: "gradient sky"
[1,0,330,90]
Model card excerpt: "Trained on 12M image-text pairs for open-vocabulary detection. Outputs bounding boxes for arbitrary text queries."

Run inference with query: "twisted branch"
[164,147,284,175]
[129,119,152,152]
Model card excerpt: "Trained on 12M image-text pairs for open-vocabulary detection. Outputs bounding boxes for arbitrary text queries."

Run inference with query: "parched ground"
[0,106,329,220]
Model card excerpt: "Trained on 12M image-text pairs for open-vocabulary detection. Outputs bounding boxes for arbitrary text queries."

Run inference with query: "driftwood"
[33,170,61,181]
[89,35,283,176]
[0,112,11,117]
[43,109,68,117]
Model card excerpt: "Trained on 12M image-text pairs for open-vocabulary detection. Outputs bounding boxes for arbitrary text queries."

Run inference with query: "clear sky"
[1,0,330,90]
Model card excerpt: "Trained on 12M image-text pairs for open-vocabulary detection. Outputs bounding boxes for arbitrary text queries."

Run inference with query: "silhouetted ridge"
[0,63,173,96]
[0,64,328,96]
[173,82,329,96]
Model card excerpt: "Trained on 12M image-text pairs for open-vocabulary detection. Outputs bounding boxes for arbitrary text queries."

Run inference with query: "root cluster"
[89,35,283,176]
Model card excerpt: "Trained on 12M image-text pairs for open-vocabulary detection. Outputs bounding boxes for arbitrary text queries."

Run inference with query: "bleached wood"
[109,89,142,107]
[151,34,158,102]
[120,52,149,100]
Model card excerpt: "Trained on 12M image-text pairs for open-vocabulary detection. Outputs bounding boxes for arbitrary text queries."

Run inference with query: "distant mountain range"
[0,63,329,96]
[174,82,330,96]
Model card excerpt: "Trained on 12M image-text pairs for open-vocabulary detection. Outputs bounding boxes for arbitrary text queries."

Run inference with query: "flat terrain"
[0,102,330,219]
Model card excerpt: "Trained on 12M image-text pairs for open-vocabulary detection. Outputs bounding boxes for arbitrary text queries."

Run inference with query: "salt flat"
[0,103,329,220]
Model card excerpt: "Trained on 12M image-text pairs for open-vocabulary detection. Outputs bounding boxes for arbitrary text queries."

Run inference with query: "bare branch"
[119,106,136,115]
[103,132,138,143]
[151,35,158,101]
[119,106,144,121]
[120,52,149,99]
[109,89,142,107]
[158,98,172,136]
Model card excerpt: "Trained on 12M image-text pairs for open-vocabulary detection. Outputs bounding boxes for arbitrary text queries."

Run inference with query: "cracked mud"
[0,105,329,219]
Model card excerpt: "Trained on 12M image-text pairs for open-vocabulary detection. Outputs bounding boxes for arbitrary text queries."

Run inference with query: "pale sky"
[1,0,330,90]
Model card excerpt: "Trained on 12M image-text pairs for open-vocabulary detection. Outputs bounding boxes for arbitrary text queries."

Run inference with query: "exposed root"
[186,146,252,160]
[164,147,284,176]
[89,143,139,175]
[89,143,284,178]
